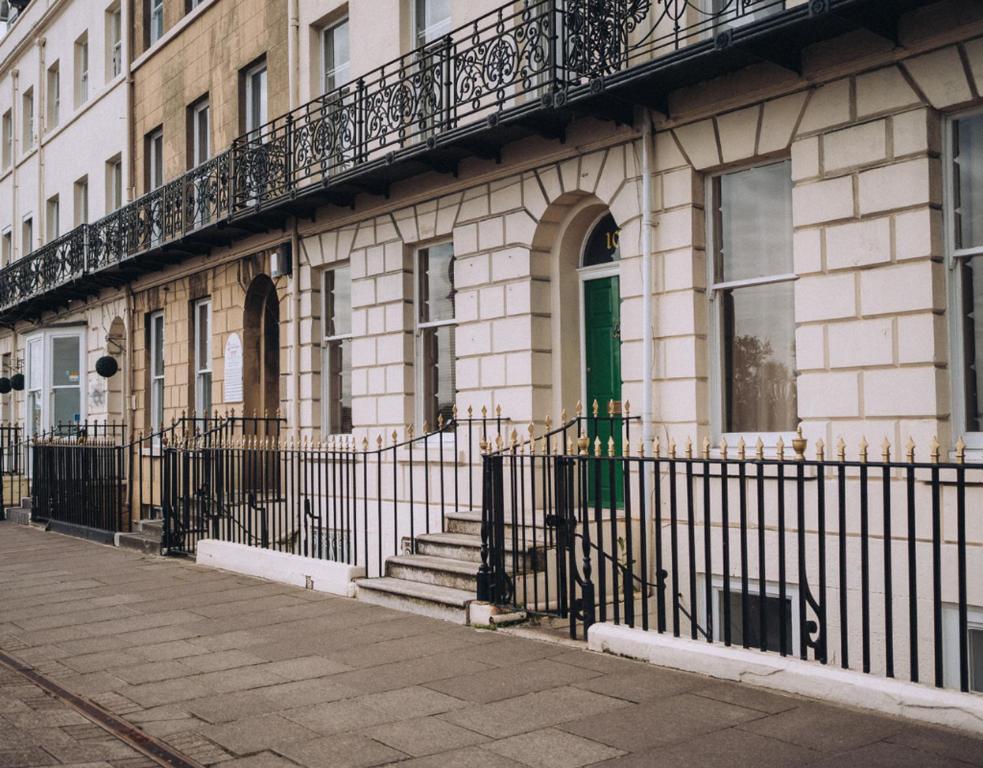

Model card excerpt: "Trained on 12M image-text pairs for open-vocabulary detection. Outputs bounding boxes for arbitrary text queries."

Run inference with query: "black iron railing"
[160,408,509,569]
[0,0,805,315]
[481,427,983,694]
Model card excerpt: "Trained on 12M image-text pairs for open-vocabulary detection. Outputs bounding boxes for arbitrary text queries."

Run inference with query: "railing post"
[477,446,493,603]
[285,113,294,196]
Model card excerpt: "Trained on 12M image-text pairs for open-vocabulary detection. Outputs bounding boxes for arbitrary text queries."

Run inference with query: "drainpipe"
[290,222,300,441]
[640,109,655,449]
[287,0,299,111]
[11,68,18,261]
[36,37,44,252]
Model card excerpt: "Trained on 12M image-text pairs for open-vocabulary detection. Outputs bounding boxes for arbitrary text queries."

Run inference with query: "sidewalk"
[1,521,980,768]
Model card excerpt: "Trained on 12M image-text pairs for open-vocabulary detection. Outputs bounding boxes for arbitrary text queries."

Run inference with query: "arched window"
[582,213,620,267]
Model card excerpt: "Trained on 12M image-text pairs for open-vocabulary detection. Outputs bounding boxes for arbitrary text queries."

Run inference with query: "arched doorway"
[105,317,126,426]
[243,275,280,427]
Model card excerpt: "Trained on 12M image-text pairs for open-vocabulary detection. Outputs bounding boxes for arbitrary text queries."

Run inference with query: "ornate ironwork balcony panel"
[0,0,930,319]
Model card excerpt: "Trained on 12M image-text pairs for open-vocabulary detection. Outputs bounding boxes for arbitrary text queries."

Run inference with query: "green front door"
[584,276,622,506]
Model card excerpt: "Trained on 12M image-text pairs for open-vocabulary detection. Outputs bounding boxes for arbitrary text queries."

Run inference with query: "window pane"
[722,590,793,654]
[326,267,351,337]
[197,303,209,370]
[955,114,983,250]
[971,627,983,693]
[51,337,80,387]
[960,256,983,432]
[423,325,455,427]
[53,387,80,426]
[716,161,793,283]
[420,243,455,323]
[723,281,797,433]
[152,314,164,374]
[327,338,352,433]
[197,371,212,416]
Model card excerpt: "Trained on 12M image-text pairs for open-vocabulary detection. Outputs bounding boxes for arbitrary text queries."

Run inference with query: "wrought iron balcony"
[0,0,925,323]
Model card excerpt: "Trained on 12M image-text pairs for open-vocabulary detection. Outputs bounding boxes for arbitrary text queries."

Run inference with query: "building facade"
[0,0,981,695]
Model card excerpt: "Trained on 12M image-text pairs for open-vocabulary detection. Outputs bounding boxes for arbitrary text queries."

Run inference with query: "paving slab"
[0,522,980,768]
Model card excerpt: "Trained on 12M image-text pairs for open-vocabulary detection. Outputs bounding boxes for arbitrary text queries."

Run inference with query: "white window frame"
[2,109,12,170]
[244,61,267,139]
[414,240,457,431]
[149,310,165,432]
[945,108,983,452]
[148,127,163,190]
[701,574,802,656]
[108,6,123,78]
[321,17,350,94]
[75,33,89,108]
[46,63,59,130]
[22,88,33,149]
[45,195,59,243]
[1,228,11,267]
[942,603,983,692]
[74,176,88,226]
[193,298,212,417]
[706,159,797,452]
[23,328,87,439]
[21,214,33,256]
[321,266,353,436]
[190,97,210,166]
[107,155,123,210]
[149,0,164,45]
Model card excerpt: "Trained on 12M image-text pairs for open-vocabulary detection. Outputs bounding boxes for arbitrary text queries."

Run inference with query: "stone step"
[412,531,546,572]
[136,518,163,535]
[3,506,31,525]
[355,577,472,624]
[115,531,161,555]
[445,510,552,538]
[385,553,478,591]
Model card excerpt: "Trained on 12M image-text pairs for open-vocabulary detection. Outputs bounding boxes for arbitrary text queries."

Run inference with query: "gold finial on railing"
[836,436,846,461]
[481,405,488,419]
[684,437,693,459]
[881,437,891,463]
[815,438,825,462]
[592,399,599,418]
[479,437,489,455]
[575,400,583,417]
[608,436,615,457]
[719,437,728,460]
[904,436,915,462]
[496,404,502,418]
[594,436,602,457]
[362,436,369,451]
[668,437,676,459]
[407,424,415,439]
[377,434,383,449]
[436,414,444,430]
[792,426,807,461]
[423,420,430,434]
[540,436,548,454]
[560,408,567,423]
[607,399,615,418]
[452,405,458,420]
[467,404,473,418]
[546,413,553,430]
[755,436,764,460]
[956,436,966,464]
[654,435,661,457]
[624,401,631,417]
[495,433,504,451]
[510,428,518,449]
[701,435,710,460]
[527,422,535,443]
[569,436,578,454]
[930,435,940,463]
[638,438,645,457]
[859,436,869,463]
[737,436,746,461]
[623,438,630,457]
[392,429,398,445]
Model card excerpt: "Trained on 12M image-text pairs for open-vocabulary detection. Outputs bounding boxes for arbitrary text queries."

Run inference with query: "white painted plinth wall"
[196,540,365,597]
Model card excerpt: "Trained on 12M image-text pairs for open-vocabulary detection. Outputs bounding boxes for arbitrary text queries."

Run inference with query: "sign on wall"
[223,333,243,403]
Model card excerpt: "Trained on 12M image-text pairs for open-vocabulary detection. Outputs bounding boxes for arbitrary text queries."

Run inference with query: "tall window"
[46,63,59,129]
[321,18,350,94]
[149,311,165,431]
[414,0,452,46]
[243,61,267,138]
[188,96,209,167]
[2,110,11,170]
[322,266,352,434]
[193,298,212,416]
[21,216,33,255]
[107,155,123,210]
[45,196,59,242]
[146,127,163,190]
[949,112,983,438]
[74,176,88,226]
[149,0,164,45]
[417,242,456,427]
[709,160,796,437]
[1,229,11,267]
[107,6,123,78]
[22,88,33,149]
[75,33,89,107]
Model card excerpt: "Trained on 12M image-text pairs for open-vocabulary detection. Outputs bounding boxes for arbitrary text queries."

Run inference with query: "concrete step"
[355,577,472,624]
[115,531,161,555]
[385,553,478,591]
[136,518,163,535]
[3,506,31,525]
